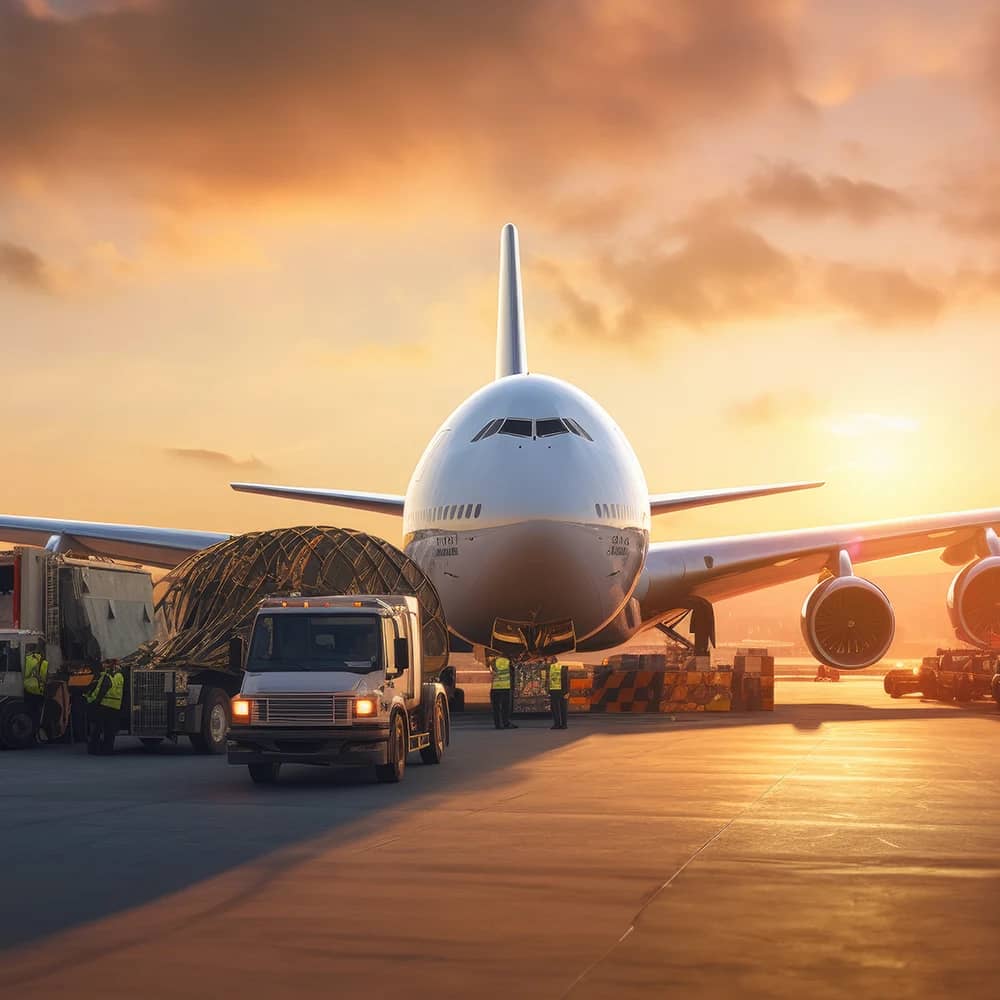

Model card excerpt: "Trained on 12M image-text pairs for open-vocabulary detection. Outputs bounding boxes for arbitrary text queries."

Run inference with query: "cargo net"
[124,526,449,676]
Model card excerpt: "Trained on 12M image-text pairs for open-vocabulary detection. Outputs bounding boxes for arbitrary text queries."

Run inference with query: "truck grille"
[250,695,352,727]
[132,670,168,735]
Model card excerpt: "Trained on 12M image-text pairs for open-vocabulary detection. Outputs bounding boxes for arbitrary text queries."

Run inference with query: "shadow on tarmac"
[2,693,997,954]
[0,718,583,953]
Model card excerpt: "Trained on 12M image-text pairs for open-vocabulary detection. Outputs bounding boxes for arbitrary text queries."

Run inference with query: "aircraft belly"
[405,521,646,649]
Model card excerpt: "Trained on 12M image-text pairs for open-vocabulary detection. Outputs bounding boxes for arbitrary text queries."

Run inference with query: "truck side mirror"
[392,637,409,675]
[228,636,245,672]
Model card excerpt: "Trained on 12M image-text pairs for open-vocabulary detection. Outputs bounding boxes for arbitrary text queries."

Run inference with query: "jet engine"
[947,557,1000,647]
[801,576,895,670]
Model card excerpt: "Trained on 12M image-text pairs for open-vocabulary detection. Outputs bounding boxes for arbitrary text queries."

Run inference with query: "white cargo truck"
[227,595,450,784]
[0,546,156,748]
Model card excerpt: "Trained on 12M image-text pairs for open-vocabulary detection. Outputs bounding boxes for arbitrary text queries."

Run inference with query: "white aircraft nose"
[431,516,644,652]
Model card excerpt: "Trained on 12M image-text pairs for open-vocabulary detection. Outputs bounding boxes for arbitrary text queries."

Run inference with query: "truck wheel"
[420,697,447,765]
[249,763,281,784]
[376,712,407,783]
[955,678,972,703]
[140,738,163,751]
[190,688,229,754]
[0,701,37,750]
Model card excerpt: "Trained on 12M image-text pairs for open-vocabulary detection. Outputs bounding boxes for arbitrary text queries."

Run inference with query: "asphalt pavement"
[2,678,999,999]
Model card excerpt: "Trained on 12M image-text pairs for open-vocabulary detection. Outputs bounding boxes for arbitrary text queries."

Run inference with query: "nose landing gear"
[655,598,716,655]
[491,617,577,658]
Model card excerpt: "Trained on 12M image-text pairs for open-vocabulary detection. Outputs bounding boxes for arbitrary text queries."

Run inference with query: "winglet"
[495,223,528,379]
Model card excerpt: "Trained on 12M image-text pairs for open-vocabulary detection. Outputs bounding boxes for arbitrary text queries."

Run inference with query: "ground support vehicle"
[227,595,450,785]
[0,547,155,748]
[883,649,998,702]
[128,665,243,754]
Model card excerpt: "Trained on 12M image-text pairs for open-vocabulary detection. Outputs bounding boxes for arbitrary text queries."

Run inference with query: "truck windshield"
[246,614,383,673]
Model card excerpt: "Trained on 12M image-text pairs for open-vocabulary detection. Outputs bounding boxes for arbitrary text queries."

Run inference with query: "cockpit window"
[499,418,533,437]
[536,418,569,438]
[471,418,503,442]
[564,418,593,441]
[472,416,593,442]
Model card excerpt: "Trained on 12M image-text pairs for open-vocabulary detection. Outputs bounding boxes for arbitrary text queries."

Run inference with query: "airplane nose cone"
[430,518,644,652]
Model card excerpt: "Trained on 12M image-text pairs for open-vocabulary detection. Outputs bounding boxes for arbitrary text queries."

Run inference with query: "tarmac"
[2,677,999,999]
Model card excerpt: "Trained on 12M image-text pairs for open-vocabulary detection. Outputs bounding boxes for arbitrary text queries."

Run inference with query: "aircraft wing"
[230,482,405,515]
[649,480,823,515]
[640,507,1000,614]
[0,515,228,569]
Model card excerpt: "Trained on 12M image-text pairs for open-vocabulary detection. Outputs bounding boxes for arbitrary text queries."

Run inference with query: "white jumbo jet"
[3,223,1000,667]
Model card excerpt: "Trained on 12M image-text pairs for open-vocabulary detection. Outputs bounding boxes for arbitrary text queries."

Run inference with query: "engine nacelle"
[948,556,1000,647]
[801,576,895,670]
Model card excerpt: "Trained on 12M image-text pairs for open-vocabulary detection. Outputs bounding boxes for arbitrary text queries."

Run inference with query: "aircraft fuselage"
[403,373,650,651]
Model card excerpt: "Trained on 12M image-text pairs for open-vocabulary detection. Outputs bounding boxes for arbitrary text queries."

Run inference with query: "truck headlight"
[354,697,378,718]
[232,698,251,723]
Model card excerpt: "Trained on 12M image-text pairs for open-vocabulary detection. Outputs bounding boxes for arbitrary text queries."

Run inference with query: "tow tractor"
[883,649,999,703]
[227,595,450,784]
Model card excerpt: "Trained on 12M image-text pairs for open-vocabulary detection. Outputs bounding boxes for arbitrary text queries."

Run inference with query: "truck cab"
[0,629,46,749]
[227,595,450,784]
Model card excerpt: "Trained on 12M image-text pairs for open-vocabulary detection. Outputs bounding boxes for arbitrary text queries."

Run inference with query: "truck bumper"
[227,725,390,767]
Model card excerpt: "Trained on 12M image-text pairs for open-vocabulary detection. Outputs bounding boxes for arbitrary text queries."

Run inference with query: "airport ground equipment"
[227,595,450,784]
[883,649,998,702]
[123,526,453,753]
[510,660,587,714]
[0,547,155,748]
[570,648,774,713]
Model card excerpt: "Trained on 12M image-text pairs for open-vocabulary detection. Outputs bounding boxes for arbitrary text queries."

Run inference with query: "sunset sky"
[3,0,1000,582]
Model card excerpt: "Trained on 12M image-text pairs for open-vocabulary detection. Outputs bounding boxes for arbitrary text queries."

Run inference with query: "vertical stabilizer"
[495,223,528,379]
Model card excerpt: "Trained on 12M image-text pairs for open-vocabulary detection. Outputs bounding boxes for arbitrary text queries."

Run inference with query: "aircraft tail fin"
[495,223,528,379]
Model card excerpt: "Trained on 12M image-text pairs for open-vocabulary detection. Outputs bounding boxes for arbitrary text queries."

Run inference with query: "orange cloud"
[0,240,52,293]
[165,448,271,474]
[0,0,799,208]
[604,222,799,335]
[744,163,912,223]
[543,219,956,342]
[824,263,945,327]
[942,166,1000,241]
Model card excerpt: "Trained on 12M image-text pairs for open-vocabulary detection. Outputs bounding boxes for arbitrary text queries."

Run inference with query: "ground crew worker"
[548,658,569,729]
[84,660,124,755]
[23,643,49,700]
[490,654,516,730]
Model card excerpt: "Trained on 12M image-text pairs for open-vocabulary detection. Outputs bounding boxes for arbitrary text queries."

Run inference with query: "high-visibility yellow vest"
[23,652,48,696]
[101,673,124,711]
[549,662,564,691]
[492,657,511,690]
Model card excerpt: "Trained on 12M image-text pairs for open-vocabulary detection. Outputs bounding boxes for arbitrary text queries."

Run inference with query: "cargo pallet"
[510,649,775,715]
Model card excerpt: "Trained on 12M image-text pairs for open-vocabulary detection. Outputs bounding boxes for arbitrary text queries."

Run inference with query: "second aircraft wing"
[638,507,1000,619]
[0,515,229,569]
[648,480,823,515]
[230,482,405,515]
